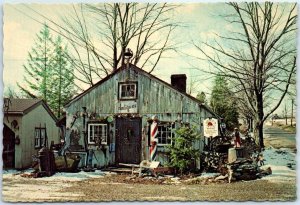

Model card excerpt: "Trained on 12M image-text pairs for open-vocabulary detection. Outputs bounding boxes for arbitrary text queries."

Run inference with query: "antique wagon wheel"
[210,135,232,151]
[210,136,223,151]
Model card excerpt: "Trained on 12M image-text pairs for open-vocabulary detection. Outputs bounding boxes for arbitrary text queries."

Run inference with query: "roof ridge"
[64,64,216,116]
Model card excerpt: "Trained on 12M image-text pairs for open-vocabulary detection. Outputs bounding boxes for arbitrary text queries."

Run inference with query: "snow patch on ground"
[39,170,107,181]
[2,169,119,201]
[200,172,220,178]
[259,147,296,183]
[2,147,295,185]
[2,169,112,182]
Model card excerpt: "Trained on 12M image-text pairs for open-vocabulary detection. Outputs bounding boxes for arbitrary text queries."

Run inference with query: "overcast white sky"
[3,1,231,96]
[1,0,299,115]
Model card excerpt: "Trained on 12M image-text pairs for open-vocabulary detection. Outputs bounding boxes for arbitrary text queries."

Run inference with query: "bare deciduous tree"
[194,2,297,148]
[61,3,178,87]
[4,85,23,99]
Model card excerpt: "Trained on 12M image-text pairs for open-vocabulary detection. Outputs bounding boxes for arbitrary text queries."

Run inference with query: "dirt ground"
[63,175,297,202]
[1,122,297,202]
[264,121,296,152]
[1,171,296,202]
[264,137,296,151]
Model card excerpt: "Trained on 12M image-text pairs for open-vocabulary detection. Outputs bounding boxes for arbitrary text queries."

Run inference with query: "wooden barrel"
[235,147,245,158]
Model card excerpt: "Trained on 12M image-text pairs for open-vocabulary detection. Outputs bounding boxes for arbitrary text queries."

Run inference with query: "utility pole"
[291,98,294,127]
[58,46,62,118]
[284,103,288,125]
[44,38,47,102]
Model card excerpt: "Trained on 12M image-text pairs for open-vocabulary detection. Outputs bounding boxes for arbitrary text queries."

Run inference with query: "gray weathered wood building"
[64,64,216,168]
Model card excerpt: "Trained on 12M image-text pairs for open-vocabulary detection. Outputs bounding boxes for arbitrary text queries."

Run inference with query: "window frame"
[87,123,108,145]
[157,123,175,146]
[34,127,46,148]
[118,82,138,100]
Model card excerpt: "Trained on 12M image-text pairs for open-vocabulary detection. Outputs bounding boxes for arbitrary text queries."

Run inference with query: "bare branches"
[56,3,177,88]
[194,2,296,147]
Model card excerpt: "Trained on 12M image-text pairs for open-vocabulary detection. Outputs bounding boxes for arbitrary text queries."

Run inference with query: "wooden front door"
[3,124,15,168]
[116,117,141,164]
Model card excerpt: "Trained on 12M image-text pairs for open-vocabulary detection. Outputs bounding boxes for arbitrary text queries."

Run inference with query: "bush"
[167,126,201,175]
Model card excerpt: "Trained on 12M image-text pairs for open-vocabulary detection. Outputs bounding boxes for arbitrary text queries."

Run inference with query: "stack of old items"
[226,147,272,182]
[201,152,228,172]
[201,139,233,172]
[227,158,259,181]
[241,137,260,156]
[23,146,81,178]
[22,146,57,178]
[54,154,81,172]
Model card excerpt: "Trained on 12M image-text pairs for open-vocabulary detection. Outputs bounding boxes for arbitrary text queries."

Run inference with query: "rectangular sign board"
[203,118,219,137]
[117,100,138,113]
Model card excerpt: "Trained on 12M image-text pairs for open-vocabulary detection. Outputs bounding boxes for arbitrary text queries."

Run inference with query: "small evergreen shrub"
[167,126,201,175]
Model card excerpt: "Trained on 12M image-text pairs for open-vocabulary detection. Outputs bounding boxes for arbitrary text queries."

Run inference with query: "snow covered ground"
[1,146,297,202]
[2,169,114,182]
[1,169,118,202]
[259,147,296,183]
[2,147,296,183]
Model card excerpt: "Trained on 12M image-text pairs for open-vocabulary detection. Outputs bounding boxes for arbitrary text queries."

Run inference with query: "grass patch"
[281,125,296,133]
[272,121,296,133]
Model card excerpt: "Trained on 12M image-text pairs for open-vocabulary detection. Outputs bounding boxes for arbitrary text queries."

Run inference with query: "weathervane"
[124,48,133,79]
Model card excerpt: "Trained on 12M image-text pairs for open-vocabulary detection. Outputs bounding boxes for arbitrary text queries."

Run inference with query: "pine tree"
[48,37,75,117]
[18,24,75,117]
[210,74,239,130]
[196,91,207,104]
[18,24,54,101]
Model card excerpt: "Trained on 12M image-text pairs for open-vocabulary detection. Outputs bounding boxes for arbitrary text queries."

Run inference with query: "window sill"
[88,143,108,145]
[157,144,171,147]
[119,98,137,101]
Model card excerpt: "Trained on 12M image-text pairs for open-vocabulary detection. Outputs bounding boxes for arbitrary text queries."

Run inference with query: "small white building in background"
[3,98,59,169]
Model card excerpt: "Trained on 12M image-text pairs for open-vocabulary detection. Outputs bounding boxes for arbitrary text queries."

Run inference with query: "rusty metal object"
[38,147,55,176]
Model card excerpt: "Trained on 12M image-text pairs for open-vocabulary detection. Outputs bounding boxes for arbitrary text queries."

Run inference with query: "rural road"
[263,125,296,151]
[264,125,296,143]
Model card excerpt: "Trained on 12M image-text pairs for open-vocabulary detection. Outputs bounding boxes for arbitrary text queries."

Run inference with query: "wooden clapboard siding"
[3,101,59,169]
[65,64,216,167]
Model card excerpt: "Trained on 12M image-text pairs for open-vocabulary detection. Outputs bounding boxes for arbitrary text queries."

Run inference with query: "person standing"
[232,127,241,147]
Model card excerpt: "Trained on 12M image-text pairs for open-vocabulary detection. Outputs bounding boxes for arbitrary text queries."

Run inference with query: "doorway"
[3,124,15,168]
[116,117,141,164]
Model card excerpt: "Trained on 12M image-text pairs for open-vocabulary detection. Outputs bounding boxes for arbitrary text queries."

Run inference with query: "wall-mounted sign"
[203,118,219,137]
[117,101,137,113]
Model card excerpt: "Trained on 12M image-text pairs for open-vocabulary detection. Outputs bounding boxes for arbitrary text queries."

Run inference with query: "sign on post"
[203,118,219,137]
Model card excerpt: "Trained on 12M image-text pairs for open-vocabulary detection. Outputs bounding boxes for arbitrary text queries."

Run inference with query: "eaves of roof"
[4,100,58,123]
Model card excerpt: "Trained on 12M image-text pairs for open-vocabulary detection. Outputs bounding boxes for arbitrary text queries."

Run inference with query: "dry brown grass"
[2,174,296,202]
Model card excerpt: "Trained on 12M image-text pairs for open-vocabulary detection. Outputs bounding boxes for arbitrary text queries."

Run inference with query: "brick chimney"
[171,74,187,93]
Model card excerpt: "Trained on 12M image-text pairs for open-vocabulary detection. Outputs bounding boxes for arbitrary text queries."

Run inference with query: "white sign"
[117,101,137,113]
[203,118,219,137]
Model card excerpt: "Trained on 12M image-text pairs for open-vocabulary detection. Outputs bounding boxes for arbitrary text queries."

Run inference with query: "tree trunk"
[257,94,264,148]
[258,122,264,148]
